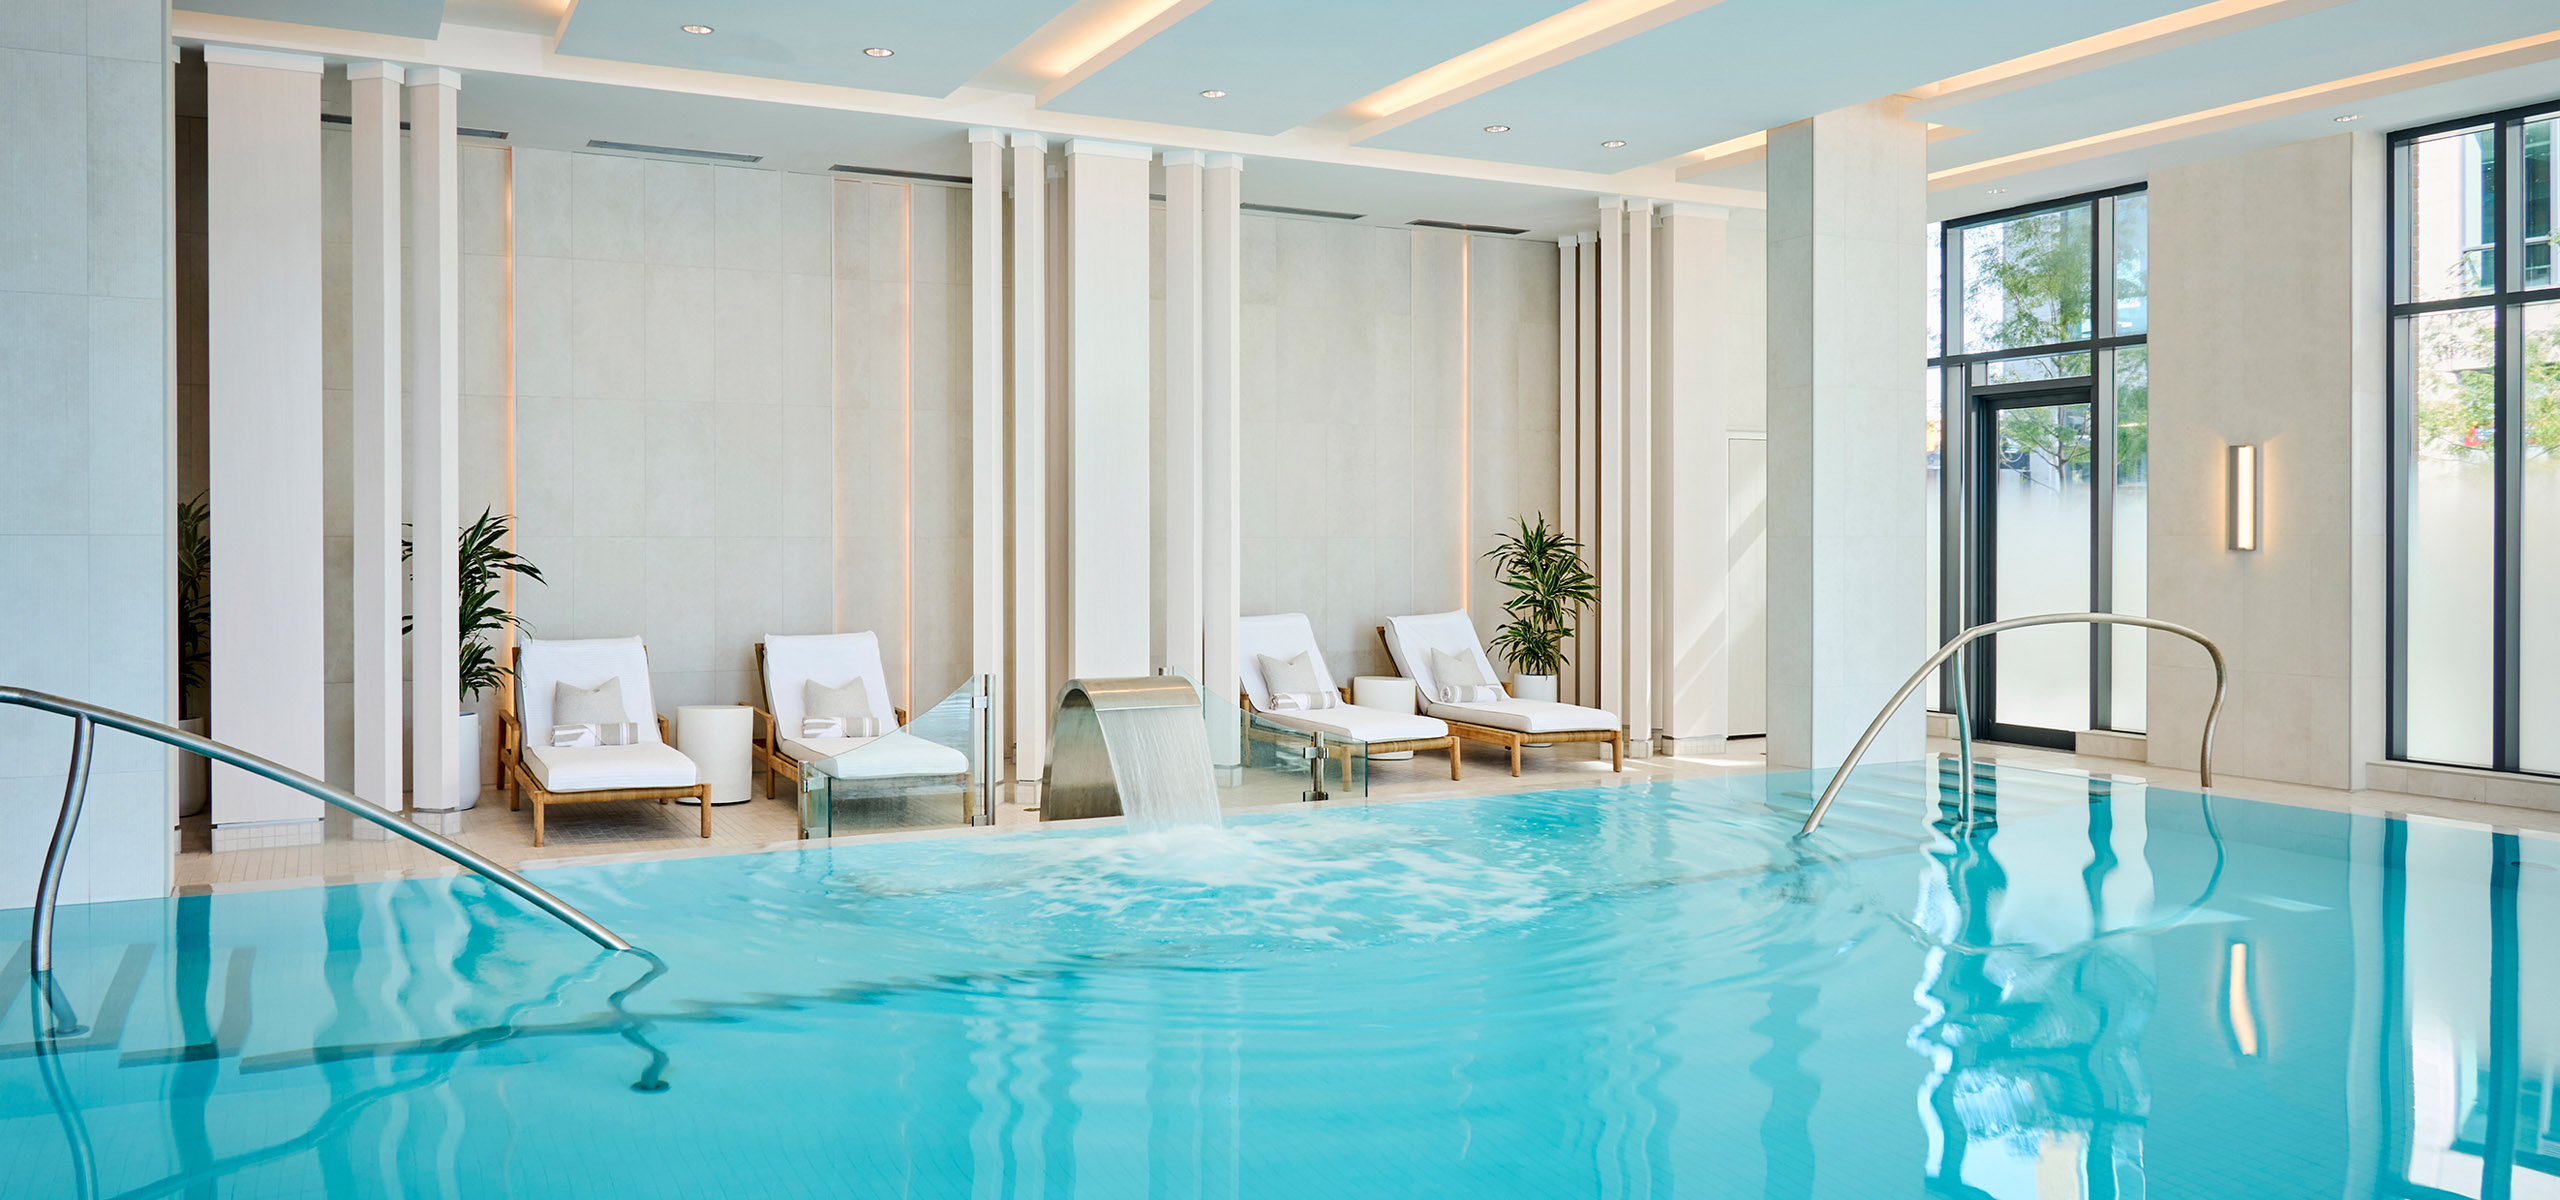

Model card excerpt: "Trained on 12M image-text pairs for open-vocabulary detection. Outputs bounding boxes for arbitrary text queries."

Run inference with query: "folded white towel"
[802,715,880,739]
[550,724,598,749]
[1430,647,1504,705]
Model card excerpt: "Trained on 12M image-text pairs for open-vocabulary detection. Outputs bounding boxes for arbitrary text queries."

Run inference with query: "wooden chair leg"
[533,797,546,847]
[1509,739,1522,777]
[508,770,520,811]
[697,787,711,837]
[1446,741,1461,780]
[1611,733,1624,772]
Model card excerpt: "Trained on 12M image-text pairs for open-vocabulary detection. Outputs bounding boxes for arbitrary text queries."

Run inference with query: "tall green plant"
[177,492,211,719]
[404,508,545,704]
[1483,514,1597,677]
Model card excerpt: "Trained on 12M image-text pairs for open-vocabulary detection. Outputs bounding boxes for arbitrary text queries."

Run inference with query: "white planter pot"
[452,709,481,810]
[177,717,210,818]
[1512,674,1558,702]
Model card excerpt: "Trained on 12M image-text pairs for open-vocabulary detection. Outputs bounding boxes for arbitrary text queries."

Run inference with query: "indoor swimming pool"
[3,764,2552,1198]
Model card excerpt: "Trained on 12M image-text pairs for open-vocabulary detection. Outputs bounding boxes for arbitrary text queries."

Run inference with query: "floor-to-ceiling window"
[1926,187,2149,747]
[2390,100,2560,776]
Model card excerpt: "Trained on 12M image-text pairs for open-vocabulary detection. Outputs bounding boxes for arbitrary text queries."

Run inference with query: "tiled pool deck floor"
[172,736,2560,894]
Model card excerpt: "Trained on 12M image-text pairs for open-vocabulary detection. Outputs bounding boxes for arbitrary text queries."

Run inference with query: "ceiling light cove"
[1483,124,1512,133]
[680,24,712,35]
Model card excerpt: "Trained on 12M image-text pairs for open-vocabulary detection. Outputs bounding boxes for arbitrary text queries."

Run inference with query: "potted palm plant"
[406,509,544,809]
[1484,514,1597,704]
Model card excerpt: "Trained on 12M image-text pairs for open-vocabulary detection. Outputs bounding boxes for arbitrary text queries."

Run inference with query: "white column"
[1063,139,1154,678]
[204,46,326,847]
[1201,153,1245,768]
[1654,204,1733,754]
[1765,99,1928,768]
[349,63,403,824]
[1575,235,1600,711]
[407,67,464,813]
[1622,201,1654,755]
[1160,151,1205,680]
[1009,133,1049,785]
[1595,198,1625,724]
[969,129,1004,759]
[1556,234,1582,706]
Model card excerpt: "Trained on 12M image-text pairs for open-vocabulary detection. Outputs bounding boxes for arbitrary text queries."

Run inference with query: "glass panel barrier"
[797,675,990,839]
[1184,669,1372,809]
[2112,348,2150,733]
[2405,307,2498,767]
[2522,302,2560,772]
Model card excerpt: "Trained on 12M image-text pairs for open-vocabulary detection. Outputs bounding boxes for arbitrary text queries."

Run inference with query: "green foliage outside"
[2412,315,2560,458]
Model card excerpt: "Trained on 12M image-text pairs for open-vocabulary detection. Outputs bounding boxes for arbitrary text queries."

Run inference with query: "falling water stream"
[1093,702,1225,831]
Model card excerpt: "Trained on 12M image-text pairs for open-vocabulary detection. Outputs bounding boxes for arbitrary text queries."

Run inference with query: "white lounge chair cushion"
[522,742,699,792]
[1257,704,1447,743]
[1238,613,1340,712]
[781,731,971,780]
[1429,698,1619,734]
[1381,610,1503,708]
[517,636,664,744]
[765,633,899,731]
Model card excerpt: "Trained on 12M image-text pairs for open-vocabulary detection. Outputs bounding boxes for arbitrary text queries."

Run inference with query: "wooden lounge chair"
[1240,612,1460,786]
[499,635,708,847]
[1378,611,1624,777]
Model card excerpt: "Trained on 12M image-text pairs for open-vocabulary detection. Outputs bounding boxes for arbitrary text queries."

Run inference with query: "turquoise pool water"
[4,763,2554,1198]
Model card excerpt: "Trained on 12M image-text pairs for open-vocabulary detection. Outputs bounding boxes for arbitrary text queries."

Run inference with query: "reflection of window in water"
[1908,824,2157,1196]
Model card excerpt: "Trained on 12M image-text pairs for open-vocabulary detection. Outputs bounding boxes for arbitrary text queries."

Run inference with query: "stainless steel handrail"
[3,686,636,969]
[1797,613,2227,836]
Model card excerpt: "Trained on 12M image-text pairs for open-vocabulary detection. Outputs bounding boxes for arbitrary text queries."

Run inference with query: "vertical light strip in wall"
[502,148,517,686]
[830,181,843,633]
[1459,234,1472,612]
[902,184,916,716]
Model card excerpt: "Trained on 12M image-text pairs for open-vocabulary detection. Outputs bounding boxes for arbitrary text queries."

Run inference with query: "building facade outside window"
[2391,100,2560,776]
[1925,187,2149,747]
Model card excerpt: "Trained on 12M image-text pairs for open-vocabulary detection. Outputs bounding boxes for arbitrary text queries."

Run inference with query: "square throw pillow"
[806,678,885,737]
[553,677,637,745]
[1429,648,1505,705]
[1256,652,1336,711]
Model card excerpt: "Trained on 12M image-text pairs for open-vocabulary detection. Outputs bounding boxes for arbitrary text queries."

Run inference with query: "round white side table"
[1348,676,1418,760]
[675,704,754,806]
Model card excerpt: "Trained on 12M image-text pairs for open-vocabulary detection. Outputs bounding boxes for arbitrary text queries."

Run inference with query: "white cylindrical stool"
[1349,676,1418,760]
[675,704,754,806]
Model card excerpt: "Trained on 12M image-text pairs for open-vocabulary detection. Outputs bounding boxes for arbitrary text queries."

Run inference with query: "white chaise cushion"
[1239,613,1340,712]
[1381,610,1503,709]
[517,636,663,745]
[1256,704,1447,744]
[782,731,971,780]
[765,632,899,732]
[522,742,699,792]
[1428,699,1618,734]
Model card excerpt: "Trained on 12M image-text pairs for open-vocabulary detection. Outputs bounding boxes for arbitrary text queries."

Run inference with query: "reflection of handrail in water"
[0,685,638,981]
[1798,614,2227,836]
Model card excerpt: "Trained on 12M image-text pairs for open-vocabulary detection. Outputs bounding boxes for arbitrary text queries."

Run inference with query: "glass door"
[1970,386,2097,748]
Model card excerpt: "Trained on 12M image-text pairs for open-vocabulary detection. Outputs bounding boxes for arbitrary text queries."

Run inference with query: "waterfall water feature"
[1042,676,1226,829]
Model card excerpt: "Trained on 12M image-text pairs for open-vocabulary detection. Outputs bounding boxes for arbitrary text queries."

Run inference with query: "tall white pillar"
[349,62,403,825]
[1009,133,1050,785]
[1595,199,1625,723]
[1765,99,1928,769]
[969,129,1005,762]
[1556,234,1583,706]
[1575,235,1600,711]
[407,67,464,814]
[1160,151,1205,680]
[204,45,326,848]
[1653,204,1734,754]
[1622,201,1654,755]
[1202,154,1245,767]
[1063,139,1154,679]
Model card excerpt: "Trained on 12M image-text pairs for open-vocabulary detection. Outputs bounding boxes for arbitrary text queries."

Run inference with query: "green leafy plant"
[177,492,211,719]
[404,508,545,704]
[1483,514,1597,678]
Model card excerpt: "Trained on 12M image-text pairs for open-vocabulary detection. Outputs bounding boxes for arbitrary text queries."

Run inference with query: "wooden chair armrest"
[1502,681,1517,698]
[895,706,910,727]
[749,706,776,749]
[657,714,674,745]
[498,708,521,759]
[1339,686,1353,703]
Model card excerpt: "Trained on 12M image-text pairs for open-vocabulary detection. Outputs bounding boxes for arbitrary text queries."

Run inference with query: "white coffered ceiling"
[175,0,2560,230]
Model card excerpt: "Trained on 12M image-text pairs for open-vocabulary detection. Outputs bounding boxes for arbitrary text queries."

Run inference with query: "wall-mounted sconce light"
[2228,444,2262,551]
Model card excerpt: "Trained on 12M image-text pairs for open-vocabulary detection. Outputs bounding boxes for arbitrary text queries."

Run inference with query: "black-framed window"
[2388,99,2560,777]
[1926,186,2150,736]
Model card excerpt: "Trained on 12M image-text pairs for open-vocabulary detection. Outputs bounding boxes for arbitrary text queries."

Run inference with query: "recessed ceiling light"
[679,23,712,34]
[2334,113,2361,122]
[1199,89,1226,98]
[1987,187,2008,194]
[864,46,894,57]
[1483,124,1511,133]
[1601,139,1627,148]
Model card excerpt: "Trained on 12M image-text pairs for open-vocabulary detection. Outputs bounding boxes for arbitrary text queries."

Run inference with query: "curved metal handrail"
[3,686,636,971]
[1797,613,2227,836]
